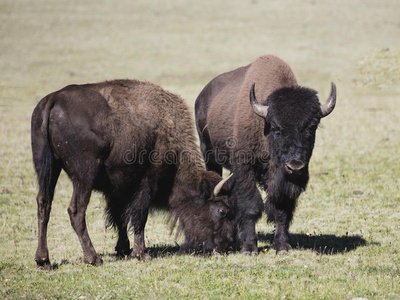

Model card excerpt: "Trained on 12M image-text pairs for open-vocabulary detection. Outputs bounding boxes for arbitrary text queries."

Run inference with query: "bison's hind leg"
[67,161,104,266]
[34,161,62,269]
[67,183,103,266]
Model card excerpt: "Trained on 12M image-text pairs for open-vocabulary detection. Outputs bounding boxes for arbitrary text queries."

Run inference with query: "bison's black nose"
[285,160,306,176]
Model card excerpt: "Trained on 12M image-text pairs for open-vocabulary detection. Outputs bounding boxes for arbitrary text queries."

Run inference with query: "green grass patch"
[1,0,400,298]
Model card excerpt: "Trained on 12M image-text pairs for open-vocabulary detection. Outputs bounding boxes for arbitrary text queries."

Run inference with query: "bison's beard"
[267,165,309,203]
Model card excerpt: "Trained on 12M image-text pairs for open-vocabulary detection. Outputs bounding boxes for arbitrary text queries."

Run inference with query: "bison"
[31,79,234,269]
[195,55,336,254]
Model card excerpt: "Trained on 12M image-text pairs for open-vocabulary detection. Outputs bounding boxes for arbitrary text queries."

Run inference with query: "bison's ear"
[199,178,213,200]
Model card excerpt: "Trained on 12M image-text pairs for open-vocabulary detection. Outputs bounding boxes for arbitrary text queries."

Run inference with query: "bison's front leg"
[129,179,152,261]
[104,194,131,258]
[130,220,151,262]
[131,230,150,261]
[232,173,263,255]
[266,199,296,254]
[115,225,131,258]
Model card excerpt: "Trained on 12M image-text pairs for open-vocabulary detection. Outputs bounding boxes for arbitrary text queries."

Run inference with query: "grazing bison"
[31,79,234,269]
[195,55,336,254]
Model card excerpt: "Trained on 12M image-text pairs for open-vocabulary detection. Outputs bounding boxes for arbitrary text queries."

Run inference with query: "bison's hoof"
[36,258,51,270]
[84,255,103,266]
[212,249,224,256]
[116,248,132,259]
[139,253,152,262]
[274,243,292,255]
[115,243,132,258]
[131,250,151,261]
[241,250,259,256]
[241,242,259,256]
[132,253,152,262]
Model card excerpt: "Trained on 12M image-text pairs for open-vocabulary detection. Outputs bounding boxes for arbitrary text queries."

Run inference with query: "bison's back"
[42,80,197,193]
[197,55,298,153]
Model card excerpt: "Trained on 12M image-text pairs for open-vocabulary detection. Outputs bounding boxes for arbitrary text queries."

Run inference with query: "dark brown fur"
[195,55,336,254]
[31,79,234,269]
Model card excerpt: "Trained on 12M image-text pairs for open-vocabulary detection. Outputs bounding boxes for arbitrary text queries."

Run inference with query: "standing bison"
[195,55,336,254]
[31,79,234,269]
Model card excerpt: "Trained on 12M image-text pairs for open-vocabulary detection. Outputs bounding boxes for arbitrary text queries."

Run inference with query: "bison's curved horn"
[250,83,269,119]
[320,82,337,118]
[213,173,233,197]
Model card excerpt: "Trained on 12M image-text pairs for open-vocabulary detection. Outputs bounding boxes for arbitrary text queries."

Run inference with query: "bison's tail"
[31,94,58,204]
[38,131,55,204]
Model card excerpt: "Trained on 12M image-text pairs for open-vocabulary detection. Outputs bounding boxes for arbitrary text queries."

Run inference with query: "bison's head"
[177,172,234,254]
[250,82,336,197]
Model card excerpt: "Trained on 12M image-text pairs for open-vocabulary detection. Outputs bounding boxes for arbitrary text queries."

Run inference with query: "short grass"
[1,0,400,299]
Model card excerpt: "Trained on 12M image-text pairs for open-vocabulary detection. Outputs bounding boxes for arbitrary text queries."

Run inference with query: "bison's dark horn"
[250,83,269,119]
[320,82,337,118]
[213,173,233,197]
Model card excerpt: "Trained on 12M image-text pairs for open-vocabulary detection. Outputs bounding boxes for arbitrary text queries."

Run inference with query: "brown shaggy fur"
[195,55,336,254]
[31,79,234,269]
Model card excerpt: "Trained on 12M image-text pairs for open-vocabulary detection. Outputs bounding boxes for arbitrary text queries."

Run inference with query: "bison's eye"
[218,209,227,217]
[271,126,281,135]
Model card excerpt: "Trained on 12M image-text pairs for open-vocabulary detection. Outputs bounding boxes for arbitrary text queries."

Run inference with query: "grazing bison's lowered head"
[176,172,234,254]
[250,82,336,197]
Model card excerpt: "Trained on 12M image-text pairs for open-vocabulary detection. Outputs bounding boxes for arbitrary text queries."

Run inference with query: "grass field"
[1,0,400,299]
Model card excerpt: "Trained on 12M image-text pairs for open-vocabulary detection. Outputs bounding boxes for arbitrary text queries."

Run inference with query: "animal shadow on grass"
[104,243,182,261]
[146,244,182,258]
[50,244,219,268]
[49,233,372,268]
[50,259,80,270]
[258,232,373,254]
[105,232,372,260]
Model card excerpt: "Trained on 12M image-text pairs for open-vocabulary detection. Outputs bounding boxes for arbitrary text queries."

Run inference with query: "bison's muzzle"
[284,160,306,177]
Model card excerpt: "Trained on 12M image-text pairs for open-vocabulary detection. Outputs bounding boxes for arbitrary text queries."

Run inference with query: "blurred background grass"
[0,0,399,298]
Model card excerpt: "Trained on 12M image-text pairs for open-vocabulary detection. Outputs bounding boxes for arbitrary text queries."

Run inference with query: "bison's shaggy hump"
[31,79,234,268]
